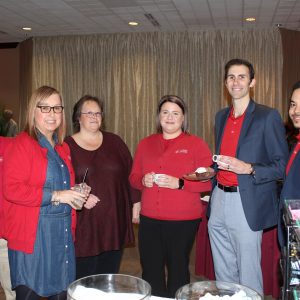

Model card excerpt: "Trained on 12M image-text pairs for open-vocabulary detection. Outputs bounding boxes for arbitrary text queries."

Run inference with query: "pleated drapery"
[19,29,283,152]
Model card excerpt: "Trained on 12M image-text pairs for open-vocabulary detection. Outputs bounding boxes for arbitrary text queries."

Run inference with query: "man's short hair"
[224,58,255,81]
[291,81,300,93]
[3,109,13,118]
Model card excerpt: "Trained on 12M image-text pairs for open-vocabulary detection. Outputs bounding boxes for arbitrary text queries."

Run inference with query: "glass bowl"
[175,281,262,300]
[67,274,151,300]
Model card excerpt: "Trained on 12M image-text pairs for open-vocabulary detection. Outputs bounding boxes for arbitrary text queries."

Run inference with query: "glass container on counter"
[175,281,262,300]
[67,274,151,300]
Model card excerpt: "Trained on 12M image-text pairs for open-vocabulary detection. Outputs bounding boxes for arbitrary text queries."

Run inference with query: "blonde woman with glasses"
[3,86,93,300]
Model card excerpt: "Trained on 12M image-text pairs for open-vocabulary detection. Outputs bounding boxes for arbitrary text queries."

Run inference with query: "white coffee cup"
[153,174,165,184]
[212,154,220,162]
[212,154,229,167]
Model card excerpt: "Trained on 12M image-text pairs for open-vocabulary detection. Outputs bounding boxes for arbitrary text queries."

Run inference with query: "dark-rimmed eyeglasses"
[81,112,102,118]
[36,106,64,113]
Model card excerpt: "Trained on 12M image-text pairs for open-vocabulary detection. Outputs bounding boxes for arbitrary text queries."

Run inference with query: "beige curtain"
[18,38,33,126]
[20,29,283,153]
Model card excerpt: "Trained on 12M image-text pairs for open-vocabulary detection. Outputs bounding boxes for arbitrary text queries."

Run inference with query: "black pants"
[76,250,123,279]
[138,215,200,298]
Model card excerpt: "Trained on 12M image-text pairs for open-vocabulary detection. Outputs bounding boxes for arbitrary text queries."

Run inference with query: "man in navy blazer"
[279,81,300,246]
[207,58,288,294]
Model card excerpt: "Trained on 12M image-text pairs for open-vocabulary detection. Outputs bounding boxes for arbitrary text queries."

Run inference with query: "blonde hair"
[24,86,66,144]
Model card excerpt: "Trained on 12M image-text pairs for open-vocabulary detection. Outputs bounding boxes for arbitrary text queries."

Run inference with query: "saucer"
[183,168,215,181]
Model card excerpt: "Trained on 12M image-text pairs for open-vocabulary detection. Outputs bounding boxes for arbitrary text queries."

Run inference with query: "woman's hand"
[52,190,88,210]
[84,194,100,209]
[142,172,155,188]
[132,202,141,224]
[155,174,180,189]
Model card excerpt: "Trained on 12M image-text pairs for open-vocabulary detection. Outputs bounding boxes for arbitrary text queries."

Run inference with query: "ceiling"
[1,0,300,44]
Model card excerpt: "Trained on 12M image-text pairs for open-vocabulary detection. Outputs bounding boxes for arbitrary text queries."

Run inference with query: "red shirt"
[130,133,212,220]
[0,137,13,238]
[217,107,245,186]
[286,134,300,175]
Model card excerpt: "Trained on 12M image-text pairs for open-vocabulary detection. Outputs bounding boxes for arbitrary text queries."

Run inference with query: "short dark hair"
[224,58,255,81]
[72,95,104,133]
[156,95,188,133]
[291,81,300,94]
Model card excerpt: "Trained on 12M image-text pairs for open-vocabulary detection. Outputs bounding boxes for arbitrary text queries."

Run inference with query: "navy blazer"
[278,148,300,246]
[208,99,289,231]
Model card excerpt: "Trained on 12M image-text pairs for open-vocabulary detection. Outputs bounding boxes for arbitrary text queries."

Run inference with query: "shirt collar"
[37,130,58,148]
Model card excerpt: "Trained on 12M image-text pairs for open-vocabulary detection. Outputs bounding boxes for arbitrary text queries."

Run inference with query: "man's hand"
[216,155,253,174]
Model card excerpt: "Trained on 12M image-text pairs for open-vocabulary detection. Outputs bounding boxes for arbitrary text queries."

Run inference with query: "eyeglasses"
[36,105,64,113]
[81,112,102,118]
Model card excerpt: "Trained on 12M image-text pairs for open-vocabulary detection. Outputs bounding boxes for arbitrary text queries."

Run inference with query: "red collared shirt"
[286,133,300,175]
[217,107,246,186]
[129,133,212,220]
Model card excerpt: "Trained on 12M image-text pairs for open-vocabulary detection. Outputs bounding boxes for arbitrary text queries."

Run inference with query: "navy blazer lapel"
[237,100,255,153]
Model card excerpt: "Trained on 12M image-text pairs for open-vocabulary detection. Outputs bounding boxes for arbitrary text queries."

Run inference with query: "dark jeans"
[138,215,200,298]
[76,250,123,279]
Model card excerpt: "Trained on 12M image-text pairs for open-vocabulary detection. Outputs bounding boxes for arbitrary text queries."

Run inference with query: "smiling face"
[79,100,102,133]
[289,88,300,130]
[225,64,256,102]
[159,101,184,138]
[34,93,62,139]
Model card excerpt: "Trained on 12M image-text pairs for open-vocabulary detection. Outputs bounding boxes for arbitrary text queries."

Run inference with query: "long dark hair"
[286,81,300,150]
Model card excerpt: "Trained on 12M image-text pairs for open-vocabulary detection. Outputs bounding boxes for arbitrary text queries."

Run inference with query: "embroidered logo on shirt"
[0,156,3,162]
[175,149,188,154]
